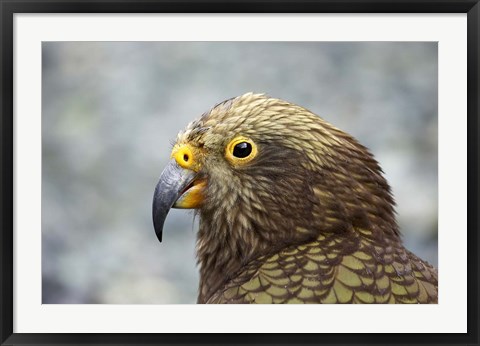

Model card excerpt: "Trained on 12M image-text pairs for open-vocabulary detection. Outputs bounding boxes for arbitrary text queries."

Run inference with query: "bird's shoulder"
[207,232,438,304]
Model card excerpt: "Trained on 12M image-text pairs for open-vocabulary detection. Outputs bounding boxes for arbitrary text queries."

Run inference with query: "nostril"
[183,154,189,162]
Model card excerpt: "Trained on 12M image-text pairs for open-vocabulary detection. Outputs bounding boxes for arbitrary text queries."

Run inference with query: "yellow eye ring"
[225,136,258,165]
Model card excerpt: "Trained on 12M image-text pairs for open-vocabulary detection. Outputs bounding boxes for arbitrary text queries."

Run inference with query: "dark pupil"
[233,142,252,158]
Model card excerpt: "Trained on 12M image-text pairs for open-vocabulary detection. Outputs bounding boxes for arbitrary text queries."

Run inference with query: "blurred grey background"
[42,42,438,304]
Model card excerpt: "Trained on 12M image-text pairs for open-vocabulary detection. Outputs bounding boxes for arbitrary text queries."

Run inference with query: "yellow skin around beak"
[171,143,206,209]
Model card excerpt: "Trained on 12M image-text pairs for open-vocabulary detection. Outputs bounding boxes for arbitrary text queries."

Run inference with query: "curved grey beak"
[152,160,197,242]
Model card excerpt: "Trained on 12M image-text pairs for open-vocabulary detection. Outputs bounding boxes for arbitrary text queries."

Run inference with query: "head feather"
[175,93,398,302]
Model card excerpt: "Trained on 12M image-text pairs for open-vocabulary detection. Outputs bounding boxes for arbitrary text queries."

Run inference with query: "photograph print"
[42,42,438,304]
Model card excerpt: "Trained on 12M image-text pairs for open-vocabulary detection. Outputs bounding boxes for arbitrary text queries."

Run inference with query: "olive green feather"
[207,234,437,303]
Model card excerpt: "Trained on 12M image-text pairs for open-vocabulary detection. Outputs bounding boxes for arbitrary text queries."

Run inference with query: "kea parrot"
[152,93,438,304]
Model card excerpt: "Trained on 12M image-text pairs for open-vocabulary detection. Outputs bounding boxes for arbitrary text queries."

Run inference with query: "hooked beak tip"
[152,160,197,243]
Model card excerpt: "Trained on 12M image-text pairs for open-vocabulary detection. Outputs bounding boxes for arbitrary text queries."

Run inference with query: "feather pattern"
[167,93,437,304]
[206,233,438,304]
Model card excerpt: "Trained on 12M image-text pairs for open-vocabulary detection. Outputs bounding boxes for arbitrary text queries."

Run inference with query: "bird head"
[153,93,397,255]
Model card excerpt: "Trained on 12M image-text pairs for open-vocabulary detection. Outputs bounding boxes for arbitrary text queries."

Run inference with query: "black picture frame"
[1,1,479,345]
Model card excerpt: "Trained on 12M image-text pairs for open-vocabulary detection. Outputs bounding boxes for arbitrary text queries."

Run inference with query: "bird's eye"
[233,142,252,158]
[225,136,258,165]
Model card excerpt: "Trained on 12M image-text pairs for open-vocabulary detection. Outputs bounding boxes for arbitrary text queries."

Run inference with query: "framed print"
[1,1,479,345]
